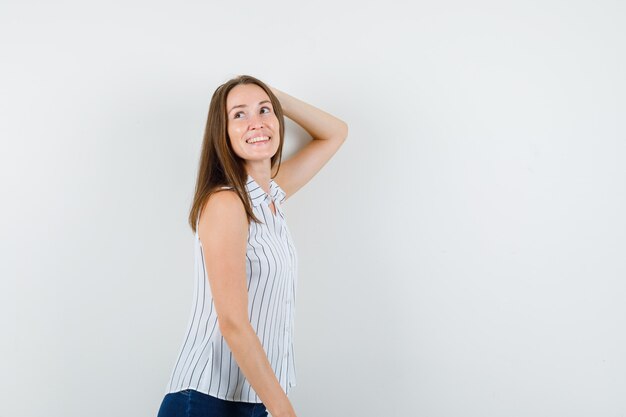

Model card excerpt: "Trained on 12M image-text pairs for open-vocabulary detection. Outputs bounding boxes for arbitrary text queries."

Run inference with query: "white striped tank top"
[165,174,298,403]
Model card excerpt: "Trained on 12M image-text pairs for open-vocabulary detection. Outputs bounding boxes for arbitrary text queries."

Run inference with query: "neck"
[245,162,272,192]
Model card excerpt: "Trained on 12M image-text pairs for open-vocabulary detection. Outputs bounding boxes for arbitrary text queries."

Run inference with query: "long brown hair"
[188,75,285,234]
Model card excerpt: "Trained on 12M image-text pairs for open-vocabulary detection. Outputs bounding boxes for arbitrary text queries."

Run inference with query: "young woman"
[156,75,348,417]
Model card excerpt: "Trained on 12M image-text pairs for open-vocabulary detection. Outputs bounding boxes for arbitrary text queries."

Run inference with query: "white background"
[1,1,625,416]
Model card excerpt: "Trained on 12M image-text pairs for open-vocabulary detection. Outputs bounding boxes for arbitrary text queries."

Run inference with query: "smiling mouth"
[246,136,271,144]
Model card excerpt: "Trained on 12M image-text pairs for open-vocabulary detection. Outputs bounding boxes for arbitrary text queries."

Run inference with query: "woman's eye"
[233,107,270,119]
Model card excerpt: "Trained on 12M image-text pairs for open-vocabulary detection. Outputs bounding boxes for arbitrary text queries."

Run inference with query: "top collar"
[246,174,286,207]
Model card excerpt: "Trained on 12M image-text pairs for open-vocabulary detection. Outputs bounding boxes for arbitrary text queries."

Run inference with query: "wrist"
[270,403,296,417]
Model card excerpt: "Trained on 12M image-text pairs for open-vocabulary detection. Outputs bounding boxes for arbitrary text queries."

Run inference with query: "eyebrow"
[228,100,271,115]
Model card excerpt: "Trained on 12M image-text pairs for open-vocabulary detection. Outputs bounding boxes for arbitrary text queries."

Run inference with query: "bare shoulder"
[198,189,248,246]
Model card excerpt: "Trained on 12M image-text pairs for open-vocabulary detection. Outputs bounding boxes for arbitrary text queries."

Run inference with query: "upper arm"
[197,190,249,331]
[273,123,348,200]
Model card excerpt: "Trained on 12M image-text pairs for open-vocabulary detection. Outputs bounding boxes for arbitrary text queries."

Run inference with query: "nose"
[248,111,264,129]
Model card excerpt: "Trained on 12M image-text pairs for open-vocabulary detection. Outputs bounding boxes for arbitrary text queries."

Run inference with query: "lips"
[246,135,271,144]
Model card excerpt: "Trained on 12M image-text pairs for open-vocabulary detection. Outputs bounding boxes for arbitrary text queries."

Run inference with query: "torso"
[164,175,298,402]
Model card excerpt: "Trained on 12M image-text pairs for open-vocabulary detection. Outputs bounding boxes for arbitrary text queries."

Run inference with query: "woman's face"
[226,83,280,167]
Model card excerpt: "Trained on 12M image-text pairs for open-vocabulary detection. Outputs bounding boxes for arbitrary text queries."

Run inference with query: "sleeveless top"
[164,174,299,403]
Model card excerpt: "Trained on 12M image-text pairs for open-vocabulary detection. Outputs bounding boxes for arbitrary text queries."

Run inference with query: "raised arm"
[198,190,297,417]
[269,85,348,199]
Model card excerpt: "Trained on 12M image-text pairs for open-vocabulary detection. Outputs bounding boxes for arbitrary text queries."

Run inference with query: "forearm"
[221,320,296,417]
[270,86,348,141]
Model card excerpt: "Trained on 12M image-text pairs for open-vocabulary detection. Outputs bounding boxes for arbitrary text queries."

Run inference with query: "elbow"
[333,120,348,142]
[218,315,251,336]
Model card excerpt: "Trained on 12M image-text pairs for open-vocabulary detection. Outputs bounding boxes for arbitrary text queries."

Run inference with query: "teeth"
[247,136,270,144]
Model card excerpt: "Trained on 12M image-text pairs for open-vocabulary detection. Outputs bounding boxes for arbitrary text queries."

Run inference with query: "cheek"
[230,124,243,136]
[268,117,280,134]
[227,132,239,149]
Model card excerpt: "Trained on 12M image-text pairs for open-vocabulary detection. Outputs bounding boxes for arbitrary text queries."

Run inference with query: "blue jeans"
[157,389,269,417]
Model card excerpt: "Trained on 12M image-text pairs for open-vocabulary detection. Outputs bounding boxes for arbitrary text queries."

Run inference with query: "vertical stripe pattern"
[165,174,298,403]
